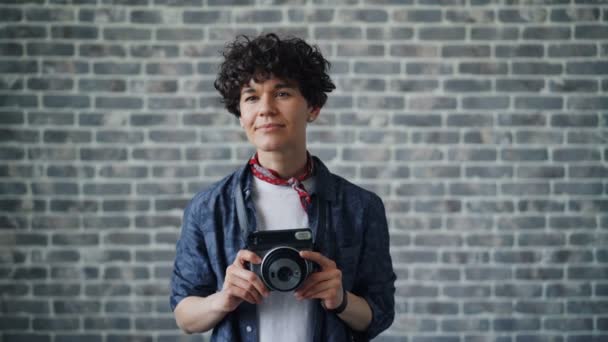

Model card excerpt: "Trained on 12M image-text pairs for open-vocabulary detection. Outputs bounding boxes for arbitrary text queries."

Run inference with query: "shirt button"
[246,326,252,333]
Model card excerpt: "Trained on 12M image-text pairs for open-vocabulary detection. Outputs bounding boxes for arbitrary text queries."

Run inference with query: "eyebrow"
[241,83,296,94]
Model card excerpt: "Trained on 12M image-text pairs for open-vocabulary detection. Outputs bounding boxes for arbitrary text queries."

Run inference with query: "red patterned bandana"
[249,153,314,211]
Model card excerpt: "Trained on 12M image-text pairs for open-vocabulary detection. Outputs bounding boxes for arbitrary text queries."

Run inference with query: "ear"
[308,106,321,122]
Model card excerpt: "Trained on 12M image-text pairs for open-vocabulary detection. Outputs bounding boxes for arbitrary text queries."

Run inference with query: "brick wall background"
[1,0,607,341]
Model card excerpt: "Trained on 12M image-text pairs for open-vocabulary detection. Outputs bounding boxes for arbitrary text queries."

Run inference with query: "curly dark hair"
[214,33,336,117]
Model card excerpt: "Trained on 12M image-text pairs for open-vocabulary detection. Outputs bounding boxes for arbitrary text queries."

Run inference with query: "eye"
[243,96,258,102]
[276,91,291,98]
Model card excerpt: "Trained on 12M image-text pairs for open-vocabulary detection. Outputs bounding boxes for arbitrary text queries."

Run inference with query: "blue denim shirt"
[170,157,396,341]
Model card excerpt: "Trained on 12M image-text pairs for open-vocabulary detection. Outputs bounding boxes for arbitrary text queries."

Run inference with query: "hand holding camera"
[294,250,345,312]
[220,249,270,312]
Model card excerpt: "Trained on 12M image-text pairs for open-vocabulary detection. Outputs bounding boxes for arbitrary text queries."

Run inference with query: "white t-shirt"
[252,176,315,342]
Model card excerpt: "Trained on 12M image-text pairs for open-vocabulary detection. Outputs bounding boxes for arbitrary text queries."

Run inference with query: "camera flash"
[294,231,311,240]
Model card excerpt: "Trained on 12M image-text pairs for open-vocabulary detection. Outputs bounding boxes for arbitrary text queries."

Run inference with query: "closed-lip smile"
[256,123,284,130]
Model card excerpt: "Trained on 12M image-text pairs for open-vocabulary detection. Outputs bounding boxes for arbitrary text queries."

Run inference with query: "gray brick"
[130,10,162,24]
[130,44,179,58]
[357,96,404,110]
[419,27,466,40]
[568,97,608,110]
[0,94,38,108]
[567,301,608,314]
[471,27,519,40]
[232,9,281,23]
[79,8,126,22]
[445,79,492,92]
[106,335,153,342]
[551,8,600,21]
[355,62,399,74]
[80,148,127,161]
[549,80,597,92]
[445,285,491,299]
[460,62,507,75]
[575,24,608,39]
[102,199,149,212]
[155,0,202,4]
[43,60,88,74]
[556,182,603,195]
[414,200,461,213]
[56,335,102,342]
[499,8,547,22]
[54,300,101,314]
[395,148,444,161]
[33,318,79,330]
[51,26,98,39]
[27,42,74,56]
[3,334,50,342]
[442,45,490,58]
[547,283,591,297]
[157,28,204,41]
[548,44,597,57]
[105,232,150,245]
[496,44,544,58]
[514,62,562,75]
[446,9,494,23]
[103,27,151,40]
[0,316,29,330]
[0,25,46,39]
[42,95,89,109]
[0,8,22,21]
[184,10,231,24]
[390,44,437,57]
[79,79,126,92]
[393,9,441,22]
[0,43,23,56]
[27,77,73,91]
[0,60,37,74]
[554,148,601,162]
[339,9,387,22]
[95,97,142,110]
[337,44,384,57]
[94,62,140,75]
[523,27,571,39]
[566,61,608,75]
[413,301,459,314]
[494,318,540,332]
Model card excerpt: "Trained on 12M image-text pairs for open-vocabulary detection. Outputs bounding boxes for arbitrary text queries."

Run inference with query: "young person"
[170,33,396,341]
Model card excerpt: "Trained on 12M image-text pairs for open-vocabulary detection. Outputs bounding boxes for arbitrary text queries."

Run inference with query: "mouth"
[255,123,285,131]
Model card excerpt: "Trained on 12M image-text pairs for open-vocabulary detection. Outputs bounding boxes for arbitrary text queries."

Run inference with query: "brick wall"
[1,0,607,341]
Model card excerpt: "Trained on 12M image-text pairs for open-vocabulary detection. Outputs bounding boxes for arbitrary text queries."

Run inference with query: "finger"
[224,285,258,305]
[297,278,340,300]
[299,287,343,309]
[299,250,336,270]
[295,269,341,296]
[234,249,262,267]
[229,266,270,297]
[226,275,265,303]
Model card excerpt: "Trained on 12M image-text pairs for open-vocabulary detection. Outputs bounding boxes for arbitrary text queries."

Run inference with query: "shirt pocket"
[336,244,360,290]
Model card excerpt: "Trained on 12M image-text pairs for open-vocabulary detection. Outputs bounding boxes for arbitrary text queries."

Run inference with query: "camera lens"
[261,246,309,292]
[277,266,293,282]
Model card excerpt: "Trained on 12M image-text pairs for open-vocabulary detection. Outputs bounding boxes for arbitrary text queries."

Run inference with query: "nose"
[257,95,277,117]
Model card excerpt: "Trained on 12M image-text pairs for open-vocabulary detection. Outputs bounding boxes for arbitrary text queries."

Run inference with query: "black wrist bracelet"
[327,288,348,314]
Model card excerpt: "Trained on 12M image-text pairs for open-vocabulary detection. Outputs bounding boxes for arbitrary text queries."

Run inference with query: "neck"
[257,149,308,179]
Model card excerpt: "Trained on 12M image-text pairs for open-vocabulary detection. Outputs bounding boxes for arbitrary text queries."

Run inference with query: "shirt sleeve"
[353,194,396,340]
[170,198,217,311]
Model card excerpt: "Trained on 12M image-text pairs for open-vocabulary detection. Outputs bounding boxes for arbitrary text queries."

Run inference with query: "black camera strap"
[235,177,249,241]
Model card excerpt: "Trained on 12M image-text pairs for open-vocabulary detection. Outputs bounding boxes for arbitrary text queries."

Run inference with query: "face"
[238,76,320,155]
